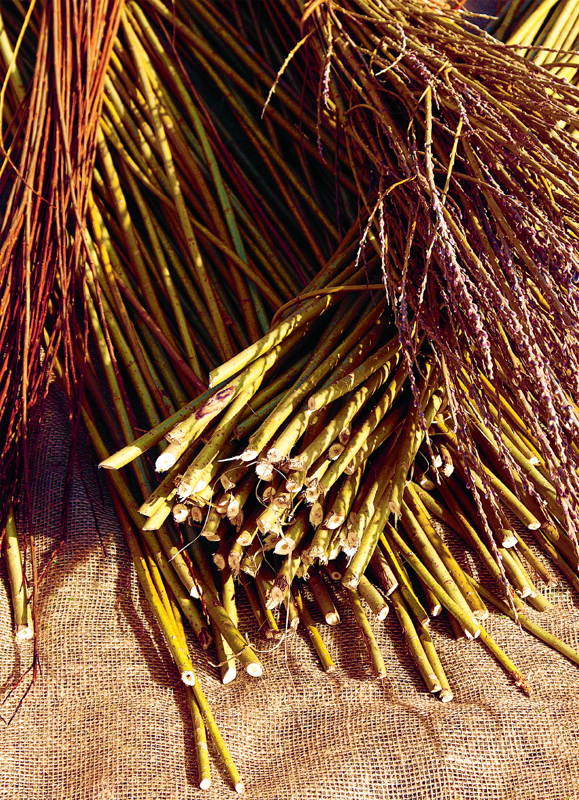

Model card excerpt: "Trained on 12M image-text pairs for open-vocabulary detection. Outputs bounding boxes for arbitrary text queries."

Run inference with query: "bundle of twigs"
[105,217,579,701]
[491,0,579,92]
[0,0,123,655]
[290,0,579,542]
[492,0,579,63]
[100,0,579,704]
[1,0,364,789]
[6,0,579,792]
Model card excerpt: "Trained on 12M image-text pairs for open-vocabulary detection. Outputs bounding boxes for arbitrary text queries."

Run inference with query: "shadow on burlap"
[2,384,579,800]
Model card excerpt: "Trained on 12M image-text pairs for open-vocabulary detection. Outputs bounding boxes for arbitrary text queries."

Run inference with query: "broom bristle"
[0,0,123,672]
[297,0,579,542]
[0,0,122,494]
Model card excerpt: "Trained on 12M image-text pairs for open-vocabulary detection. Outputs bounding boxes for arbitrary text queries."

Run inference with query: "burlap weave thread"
[1,384,579,799]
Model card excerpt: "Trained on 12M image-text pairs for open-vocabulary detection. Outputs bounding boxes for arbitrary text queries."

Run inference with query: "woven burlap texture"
[2,385,579,800]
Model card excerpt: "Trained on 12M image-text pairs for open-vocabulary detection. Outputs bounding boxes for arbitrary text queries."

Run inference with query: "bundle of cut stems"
[104,210,579,703]
[0,0,123,676]
[288,0,579,546]
[491,0,579,108]
[491,0,579,69]
[103,0,579,704]
[2,0,352,788]
[6,0,579,790]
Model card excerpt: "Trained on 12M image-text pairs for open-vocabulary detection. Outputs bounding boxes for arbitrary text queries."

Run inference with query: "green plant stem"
[346,586,387,677]
[187,536,263,677]
[187,690,212,790]
[3,504,32,639]
[307,571,341,625]
[294,587,335,672]
[379,531,430,626]
[419,624,453,702]
[390,588,441,693]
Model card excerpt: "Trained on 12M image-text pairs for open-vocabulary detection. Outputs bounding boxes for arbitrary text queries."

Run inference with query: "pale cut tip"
[528,521,542,530]
[439,688,454,703]
[181,670,196,686]
[246,662,263,677]
[376,608,389,621]
[419,477,435,490]
[529,456,540,465]
[221,667,237,685]
[325,612,341,626]
[178,483,192,500]
[430,605,443,617]
[265,594,283,610]
[255,463,274,481]
[266,448,283,464]
[199,778,212,790]
[142,519,162,531]
[430,682,443,694]
[501,534,518,548]
[173,504,189,523]
[235,782,245,795]
[15,625,34,640]
[155,452,176,472]
[240,449,258,462]
[213,554,226,571]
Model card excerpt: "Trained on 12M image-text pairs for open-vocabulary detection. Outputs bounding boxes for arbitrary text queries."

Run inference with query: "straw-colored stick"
[130,1,269,338]
[418,624,453,702]
[208,290,349,389]
[466,574,579,666]
[219,566,238,684]
[346,587,388,678]
[109,492,196,685]
[390,589,441,694]
[307,571,341,625]
[187,537,263,677]
[99,383,221,470]
[390,382,445,515]
[357,576,389,620]
[400,501,479,632]
[187,690,212,790]
[248,296,384,461]
[294,588,335,672]
[404,484,488,619]
[95,126,181,351]
[379,532,430,626]
[122,14,236,361]
[3,504,33,639]
[308,332,400,411]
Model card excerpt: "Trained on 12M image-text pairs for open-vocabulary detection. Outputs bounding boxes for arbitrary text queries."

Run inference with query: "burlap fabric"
[2,382,579,800]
